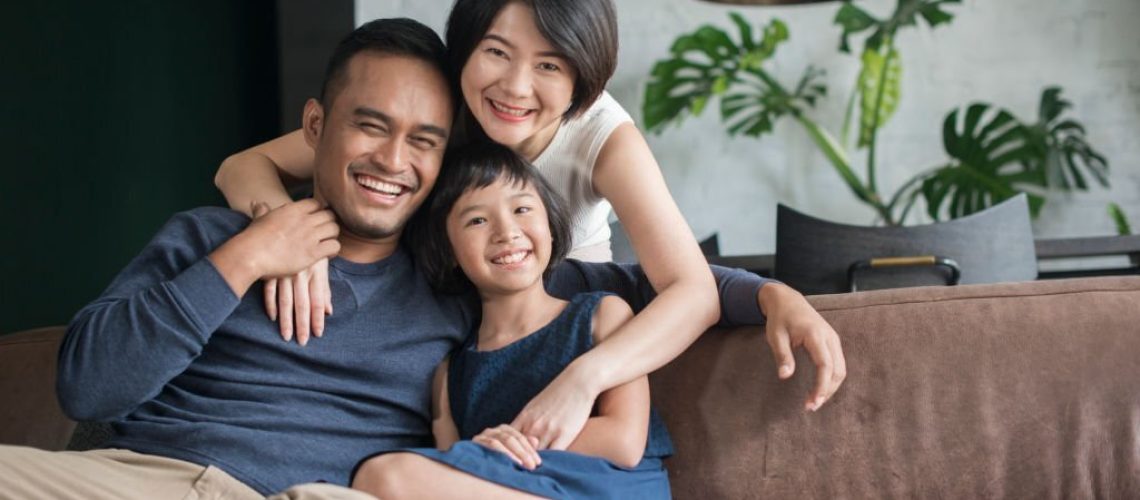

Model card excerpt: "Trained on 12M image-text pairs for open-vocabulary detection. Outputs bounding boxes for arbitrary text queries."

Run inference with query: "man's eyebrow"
[354,106,449,140]
[483,34,565,60]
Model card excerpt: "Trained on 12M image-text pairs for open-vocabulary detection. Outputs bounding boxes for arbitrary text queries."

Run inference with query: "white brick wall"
[357,0,1140,254]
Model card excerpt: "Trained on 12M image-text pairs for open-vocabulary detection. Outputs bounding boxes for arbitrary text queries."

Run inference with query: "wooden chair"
[775,194,1038,294]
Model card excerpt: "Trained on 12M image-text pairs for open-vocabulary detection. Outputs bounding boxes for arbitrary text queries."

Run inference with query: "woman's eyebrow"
[483,34,565,59]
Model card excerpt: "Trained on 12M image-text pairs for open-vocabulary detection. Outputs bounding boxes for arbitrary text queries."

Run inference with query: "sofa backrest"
[0,326,75,450]
[650,276,1140,498]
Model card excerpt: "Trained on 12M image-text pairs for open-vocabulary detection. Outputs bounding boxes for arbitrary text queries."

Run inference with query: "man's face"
[305,52,453,244]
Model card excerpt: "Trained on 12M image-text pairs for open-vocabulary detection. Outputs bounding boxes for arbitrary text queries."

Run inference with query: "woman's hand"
[473,424,543,470]
[251,203,334,346]
[758,283,847,411]
[510,366,598,451]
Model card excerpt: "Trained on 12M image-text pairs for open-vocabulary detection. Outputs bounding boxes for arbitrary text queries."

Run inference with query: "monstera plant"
[643,0,1110,225]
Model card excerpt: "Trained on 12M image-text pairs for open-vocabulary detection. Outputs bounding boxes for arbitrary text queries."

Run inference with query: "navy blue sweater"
[58,207,767,494]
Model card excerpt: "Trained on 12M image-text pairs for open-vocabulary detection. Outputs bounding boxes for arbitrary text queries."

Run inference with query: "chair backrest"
[775,194,1038,295]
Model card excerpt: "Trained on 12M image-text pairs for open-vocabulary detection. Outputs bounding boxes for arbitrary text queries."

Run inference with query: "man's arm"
[546,259,846,410]
[547,260,769,326]
[58,202,338,421]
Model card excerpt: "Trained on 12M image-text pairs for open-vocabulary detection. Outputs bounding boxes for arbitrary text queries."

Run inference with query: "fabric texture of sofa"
[3,276,1139,498]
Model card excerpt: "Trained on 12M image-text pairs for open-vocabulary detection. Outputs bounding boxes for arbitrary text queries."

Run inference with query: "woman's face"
[446,176,553,297]
[460,2,577,160]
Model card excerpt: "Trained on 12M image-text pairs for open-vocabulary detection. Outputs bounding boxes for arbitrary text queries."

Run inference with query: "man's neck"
[336,231,401,263]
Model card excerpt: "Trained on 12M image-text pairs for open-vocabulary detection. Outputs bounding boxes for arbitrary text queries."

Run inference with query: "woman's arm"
[215,129,316,215]
[431,358,461,451]
[565,295,650,468]
[514,122,718,450]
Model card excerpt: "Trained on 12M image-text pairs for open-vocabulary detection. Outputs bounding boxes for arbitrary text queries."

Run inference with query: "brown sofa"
[4,276,1139,497]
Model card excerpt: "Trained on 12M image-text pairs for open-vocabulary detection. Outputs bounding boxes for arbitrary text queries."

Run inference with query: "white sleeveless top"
[532,91,632,262]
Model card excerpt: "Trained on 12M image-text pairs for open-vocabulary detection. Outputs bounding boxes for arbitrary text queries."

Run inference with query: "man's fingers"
[826,331,847,400]
[294,276,311,346]
[767,325,796,379]
[264,279,279,323]
[279,277,295,343]
[806,333,834,411]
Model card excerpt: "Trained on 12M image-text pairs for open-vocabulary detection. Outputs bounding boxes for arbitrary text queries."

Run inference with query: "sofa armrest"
[651,277,1140,498]
[0,326,76,450]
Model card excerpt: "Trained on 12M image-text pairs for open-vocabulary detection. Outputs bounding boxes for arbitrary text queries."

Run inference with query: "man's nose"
[371,138,407,173]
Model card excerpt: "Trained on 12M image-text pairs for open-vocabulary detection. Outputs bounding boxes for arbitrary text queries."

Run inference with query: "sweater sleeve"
[57,210,245,421]
[546,260,771,327]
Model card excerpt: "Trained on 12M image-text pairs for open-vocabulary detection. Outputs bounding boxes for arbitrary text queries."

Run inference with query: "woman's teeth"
[490,100,530,117]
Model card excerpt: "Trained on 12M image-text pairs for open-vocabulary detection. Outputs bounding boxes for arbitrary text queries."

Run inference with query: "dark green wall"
[1,2,280,334]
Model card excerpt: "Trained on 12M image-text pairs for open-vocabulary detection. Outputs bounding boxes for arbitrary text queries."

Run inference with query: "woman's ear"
[302,98,325,149]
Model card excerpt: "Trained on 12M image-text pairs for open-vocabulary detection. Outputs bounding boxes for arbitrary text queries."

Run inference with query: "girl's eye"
[466,216,487,227]
[537,62,560,72]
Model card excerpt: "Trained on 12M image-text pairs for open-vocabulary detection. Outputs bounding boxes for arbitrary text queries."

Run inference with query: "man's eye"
[411,137,437,149]
[361,122,386,133]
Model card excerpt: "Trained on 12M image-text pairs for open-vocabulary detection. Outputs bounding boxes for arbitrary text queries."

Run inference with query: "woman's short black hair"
[409,142,574,294]
[445,0,618,121]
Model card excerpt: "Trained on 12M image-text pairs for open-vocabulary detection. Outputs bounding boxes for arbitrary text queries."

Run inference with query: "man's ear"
[302,98,324,149]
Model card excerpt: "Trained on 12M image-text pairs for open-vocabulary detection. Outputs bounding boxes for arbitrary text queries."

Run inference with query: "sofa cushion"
[650,276,1140,498]
[0,326,76,451]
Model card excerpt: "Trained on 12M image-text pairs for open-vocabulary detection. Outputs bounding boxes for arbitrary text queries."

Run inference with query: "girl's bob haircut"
[410,142,574,294]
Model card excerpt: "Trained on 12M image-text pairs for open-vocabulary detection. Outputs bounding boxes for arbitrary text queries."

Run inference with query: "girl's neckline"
[472,296,571,353]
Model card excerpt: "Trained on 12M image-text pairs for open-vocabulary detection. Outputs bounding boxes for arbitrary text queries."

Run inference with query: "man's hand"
[510,367,597,452]
[209,199,340,299]
[473,424,543,470]
[759,282,847,411]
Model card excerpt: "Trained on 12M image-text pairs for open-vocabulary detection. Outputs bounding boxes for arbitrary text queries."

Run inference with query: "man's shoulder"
[166,206,250,234]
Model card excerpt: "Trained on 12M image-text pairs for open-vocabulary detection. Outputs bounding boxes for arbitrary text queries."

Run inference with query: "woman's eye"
[515,206,532,214]
[537,62,560,72]
[486,47,507,58]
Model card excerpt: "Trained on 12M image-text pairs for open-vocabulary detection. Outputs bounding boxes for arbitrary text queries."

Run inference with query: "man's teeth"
[493,251,529,265]
[356,175,403,195]
[490,100,529,117]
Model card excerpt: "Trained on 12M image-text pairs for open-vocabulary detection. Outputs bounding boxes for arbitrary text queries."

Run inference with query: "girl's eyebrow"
[453,192,538,218]
[483,33,566,60]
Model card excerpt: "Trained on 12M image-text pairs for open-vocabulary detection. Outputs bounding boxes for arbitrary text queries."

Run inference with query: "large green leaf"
[857,46,902,148]
[642,16,801,136]
[1024,87,1110,191]
[921,104,1042,219]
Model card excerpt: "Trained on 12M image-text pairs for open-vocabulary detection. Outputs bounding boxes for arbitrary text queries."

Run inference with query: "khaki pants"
[0,445,260,500]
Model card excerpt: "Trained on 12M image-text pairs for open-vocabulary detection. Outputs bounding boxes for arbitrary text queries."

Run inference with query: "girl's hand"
[252,202,334,346]
[473,425,542,470]
[510,368,597,451]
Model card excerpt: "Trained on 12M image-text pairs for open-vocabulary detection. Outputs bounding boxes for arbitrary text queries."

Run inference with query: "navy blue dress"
[407,292,673,499]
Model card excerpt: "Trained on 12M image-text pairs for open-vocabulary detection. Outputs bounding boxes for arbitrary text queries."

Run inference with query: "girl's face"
[460,2,577,160]
[446,176,554,297]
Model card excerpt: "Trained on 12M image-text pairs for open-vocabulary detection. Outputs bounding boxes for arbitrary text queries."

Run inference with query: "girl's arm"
[515,122,719,449]
[215,129,316,215]
[565,295,650,468]
[431,358,461,451]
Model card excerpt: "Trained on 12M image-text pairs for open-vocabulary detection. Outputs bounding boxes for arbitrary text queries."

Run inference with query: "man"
[0,18,843,498]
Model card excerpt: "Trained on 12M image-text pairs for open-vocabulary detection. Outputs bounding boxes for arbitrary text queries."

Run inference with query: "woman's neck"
[477,282,566,351]
[512,117,563,162]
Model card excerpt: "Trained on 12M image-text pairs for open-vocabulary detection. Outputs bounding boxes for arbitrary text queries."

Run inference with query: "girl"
[351,143,672,499]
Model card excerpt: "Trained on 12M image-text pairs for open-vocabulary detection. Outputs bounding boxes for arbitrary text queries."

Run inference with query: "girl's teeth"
[494,251,528,264]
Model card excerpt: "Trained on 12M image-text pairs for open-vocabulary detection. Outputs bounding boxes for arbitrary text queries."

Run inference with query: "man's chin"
[339,216,405,241]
